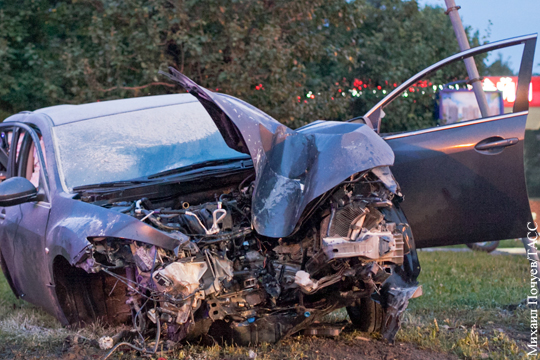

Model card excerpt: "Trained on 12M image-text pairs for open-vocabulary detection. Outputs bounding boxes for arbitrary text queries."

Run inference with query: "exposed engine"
[77,169,418,349]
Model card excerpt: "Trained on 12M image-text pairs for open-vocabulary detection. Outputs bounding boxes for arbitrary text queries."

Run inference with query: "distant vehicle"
[0,34,534,351]
[466,241,500,253]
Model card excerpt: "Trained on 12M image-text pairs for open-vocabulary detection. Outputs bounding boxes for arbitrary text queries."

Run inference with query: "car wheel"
[346,297,384,333]
[346,203,418,334]
[465,241,500,253]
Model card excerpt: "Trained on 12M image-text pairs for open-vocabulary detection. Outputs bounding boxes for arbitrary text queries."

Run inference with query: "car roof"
[12,93,199,126]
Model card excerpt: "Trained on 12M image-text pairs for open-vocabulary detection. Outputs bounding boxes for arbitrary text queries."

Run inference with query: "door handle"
[0,209,5,220]
[475,137,518,151]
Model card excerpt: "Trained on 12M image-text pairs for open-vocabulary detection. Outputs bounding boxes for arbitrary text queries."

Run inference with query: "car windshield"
[52,101,246,191]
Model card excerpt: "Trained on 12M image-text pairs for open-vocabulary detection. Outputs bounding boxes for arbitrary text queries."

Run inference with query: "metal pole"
[444,0,490,118]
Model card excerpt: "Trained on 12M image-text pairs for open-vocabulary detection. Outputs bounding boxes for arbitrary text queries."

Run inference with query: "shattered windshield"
[52,101,245,191]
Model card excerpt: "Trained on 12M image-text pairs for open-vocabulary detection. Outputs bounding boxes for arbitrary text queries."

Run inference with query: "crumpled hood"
[162,68,395,238]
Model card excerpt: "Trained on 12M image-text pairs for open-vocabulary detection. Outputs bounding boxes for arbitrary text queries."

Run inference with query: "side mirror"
[0,177,38,207]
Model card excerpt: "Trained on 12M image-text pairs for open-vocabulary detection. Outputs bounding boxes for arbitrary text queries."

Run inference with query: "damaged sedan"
[0,34,535,352]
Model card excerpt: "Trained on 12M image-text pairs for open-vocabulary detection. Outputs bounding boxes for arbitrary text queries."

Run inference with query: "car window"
[0,129,13,181]
[13,129,47,198]
[52,101,247,191]
[361,38,532,135]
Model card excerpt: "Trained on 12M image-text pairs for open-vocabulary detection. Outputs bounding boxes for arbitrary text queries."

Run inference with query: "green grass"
[397,250,535,360]
[0,270,120,358]
[412,250,528,310]
[498,239,528,248]
[0,251,534,359]
[448,238,527,249]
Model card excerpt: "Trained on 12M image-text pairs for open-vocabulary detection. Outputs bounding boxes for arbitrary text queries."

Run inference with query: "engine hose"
[141,210,182,231]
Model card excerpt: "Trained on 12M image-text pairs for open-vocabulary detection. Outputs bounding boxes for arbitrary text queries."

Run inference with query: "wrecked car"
[0,34,535,351]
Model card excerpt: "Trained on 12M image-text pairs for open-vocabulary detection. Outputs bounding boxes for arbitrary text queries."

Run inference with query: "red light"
[331,97,334,100]
[393,83,397,87]
[377,86,382,90]
[310,94,315,99]
[338,89,342,93]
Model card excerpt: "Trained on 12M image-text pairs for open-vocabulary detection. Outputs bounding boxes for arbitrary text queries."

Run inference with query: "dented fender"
[46,197,185,266]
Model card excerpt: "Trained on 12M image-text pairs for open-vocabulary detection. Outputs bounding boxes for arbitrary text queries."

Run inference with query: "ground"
[0,249,534,360]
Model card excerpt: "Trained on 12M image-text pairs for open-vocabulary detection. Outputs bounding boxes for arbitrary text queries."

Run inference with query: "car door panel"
[356,34,537,247]
[385,112,531,248]
[0,204,23,294]
[12,201,51,303]
[0,125,22,295]
[0,124,52,302]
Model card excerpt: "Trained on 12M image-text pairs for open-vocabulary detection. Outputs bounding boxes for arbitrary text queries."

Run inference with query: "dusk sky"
[417,0,540,74]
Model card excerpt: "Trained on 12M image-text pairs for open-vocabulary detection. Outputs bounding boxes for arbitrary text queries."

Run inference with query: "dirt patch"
[283,335,459,360]
[0,332,459,360]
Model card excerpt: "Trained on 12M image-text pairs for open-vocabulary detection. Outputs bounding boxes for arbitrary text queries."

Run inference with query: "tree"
[484,53,515,76]
[0,0,482,130]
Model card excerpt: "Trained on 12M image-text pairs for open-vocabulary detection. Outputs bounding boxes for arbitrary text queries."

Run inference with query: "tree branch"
[98,82,176,92]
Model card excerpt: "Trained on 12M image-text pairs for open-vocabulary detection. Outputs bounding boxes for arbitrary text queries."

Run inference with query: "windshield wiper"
[146,157,252,179]
[73,179,156,191]
[73,157,252,192]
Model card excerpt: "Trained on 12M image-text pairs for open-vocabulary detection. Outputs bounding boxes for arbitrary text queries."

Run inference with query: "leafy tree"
[0,0,483,131]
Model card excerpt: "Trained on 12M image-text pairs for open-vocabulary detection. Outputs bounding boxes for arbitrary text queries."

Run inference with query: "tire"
[347,202,418,334]
[346,297,384,333]
[466,241,500,253]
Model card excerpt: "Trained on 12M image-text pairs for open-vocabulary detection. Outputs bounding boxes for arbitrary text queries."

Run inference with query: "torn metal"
[160,68,395,238]
[72,160,418,347]
[51,73,421,350]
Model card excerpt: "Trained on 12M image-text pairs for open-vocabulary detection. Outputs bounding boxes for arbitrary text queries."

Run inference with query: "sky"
[417,0,540,74]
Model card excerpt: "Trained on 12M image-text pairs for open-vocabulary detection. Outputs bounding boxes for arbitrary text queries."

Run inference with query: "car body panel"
[385,112,531,248]
[360,34,537,247]
[162,70,395,237]
[46,196,186,265]
[11,202,51,303]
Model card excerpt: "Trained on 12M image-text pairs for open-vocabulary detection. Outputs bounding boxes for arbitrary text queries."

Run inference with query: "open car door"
[358,34,537,248]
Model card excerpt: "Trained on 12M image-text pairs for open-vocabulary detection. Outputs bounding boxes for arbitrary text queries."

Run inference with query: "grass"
[398,250,535,360]
[0,273,121,358]
[0,250,534,359]
[498,239,529,248]
[449,238,527,249]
